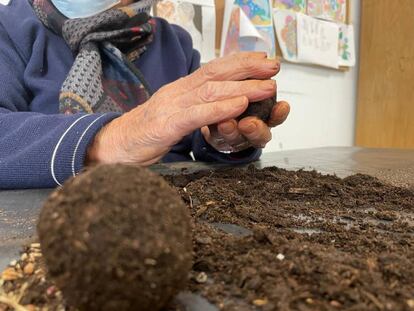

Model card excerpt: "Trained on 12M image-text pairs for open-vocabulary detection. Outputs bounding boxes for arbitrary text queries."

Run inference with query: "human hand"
[86,52,287,165]
[200,57,289,153]
[201,99,290,153]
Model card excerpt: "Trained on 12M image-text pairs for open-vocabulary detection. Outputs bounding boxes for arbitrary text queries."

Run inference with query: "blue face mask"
[50,0,121,19]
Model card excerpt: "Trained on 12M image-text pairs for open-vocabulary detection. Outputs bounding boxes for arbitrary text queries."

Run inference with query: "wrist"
[86,117,125,165]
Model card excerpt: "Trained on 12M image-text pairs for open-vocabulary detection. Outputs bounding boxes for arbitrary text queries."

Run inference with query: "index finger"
[177,52,280,91]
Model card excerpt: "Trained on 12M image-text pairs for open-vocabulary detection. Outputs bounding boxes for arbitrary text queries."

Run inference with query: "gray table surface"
[1,147,413,309]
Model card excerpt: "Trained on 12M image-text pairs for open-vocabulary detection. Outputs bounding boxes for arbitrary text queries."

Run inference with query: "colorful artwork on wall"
[221,0,276,58]
[338,23,355,66]
[235,0,273,26]
[307,0,346,23]
[221,0,354,68]
[273,10,298,62]
[223,5,241,56]
[155,0,216,63]
[273,0,306,13]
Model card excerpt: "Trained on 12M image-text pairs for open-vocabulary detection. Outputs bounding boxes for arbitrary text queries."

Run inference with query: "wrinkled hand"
[202,98,289,153]
[87,52,289,166]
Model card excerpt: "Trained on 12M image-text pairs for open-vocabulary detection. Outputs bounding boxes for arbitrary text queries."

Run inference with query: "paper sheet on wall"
[273,0,305,13]
[273,10,298,62]
[221,0,276,59]
[296,13,339,68]
[222,4,241,56]
[307,0,346,23]
[338,23,355,66]
[155,0,216,63]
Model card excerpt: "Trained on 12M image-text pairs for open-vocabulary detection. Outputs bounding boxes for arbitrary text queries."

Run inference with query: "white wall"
[265,0,361,153]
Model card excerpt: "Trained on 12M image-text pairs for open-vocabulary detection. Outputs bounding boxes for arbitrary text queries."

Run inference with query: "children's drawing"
[338,23,355,66]
[239,25,276,58]
[156,1,202,53]
[155,0,216,63]
[296,13,339,68]
[307,0,346,23]
[256,25,276,58]
[222,0,276,58]
[234,0,272,26]
[176,3,202,52]
[223,5,241,56]
[307,0,323,17]
[273,0,306,13]
[156,0,176,21]
[273,10,298,62]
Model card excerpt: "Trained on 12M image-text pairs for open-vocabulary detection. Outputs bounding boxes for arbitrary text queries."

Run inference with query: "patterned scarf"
[30,0,158,114]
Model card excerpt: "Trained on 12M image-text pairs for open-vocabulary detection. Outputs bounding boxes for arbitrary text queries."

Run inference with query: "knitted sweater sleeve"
[0,22,119,189]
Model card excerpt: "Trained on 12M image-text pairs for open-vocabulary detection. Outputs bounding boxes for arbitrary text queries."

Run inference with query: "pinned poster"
[235,0,273,25]
[296,13,339,68]
[307,0,346,23]
[273,10,298,62]
[222,3,241,56]
[155,0,216,63]
[221,0,276,58]
[338,23,355,66]
[273,0,306,13]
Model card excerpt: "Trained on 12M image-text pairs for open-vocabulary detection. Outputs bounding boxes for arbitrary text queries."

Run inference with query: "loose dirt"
[1,166,413,311]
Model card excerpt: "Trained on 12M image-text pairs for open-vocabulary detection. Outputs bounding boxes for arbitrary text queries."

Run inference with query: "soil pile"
[1,165,413,311]
[169,166,414,311]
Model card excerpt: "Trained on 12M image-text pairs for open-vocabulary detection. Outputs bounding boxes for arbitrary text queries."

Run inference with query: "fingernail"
[244,122,256,133]
[270,59,280,69]
[279,102,290,116]
[221,122,235,134]
[275,61,281,69]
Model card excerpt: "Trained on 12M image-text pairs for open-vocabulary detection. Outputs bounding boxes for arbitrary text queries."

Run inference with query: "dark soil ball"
[238,95,277,122]
[37,164,193,311]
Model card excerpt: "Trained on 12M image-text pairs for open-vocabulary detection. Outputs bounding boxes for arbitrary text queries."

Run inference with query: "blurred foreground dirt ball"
[37,164,193,311]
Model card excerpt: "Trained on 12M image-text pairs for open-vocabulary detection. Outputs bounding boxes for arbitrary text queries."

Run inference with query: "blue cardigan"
[0,0,260,189]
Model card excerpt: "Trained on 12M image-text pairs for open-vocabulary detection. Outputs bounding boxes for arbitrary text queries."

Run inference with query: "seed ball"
[238,96,277,122]
[37,164,193,311]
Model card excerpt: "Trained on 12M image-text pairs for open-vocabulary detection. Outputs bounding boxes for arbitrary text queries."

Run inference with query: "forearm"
[0,110,119,189]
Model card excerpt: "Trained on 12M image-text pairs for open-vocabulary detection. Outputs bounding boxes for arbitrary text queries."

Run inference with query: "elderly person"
[0,0,290,189]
